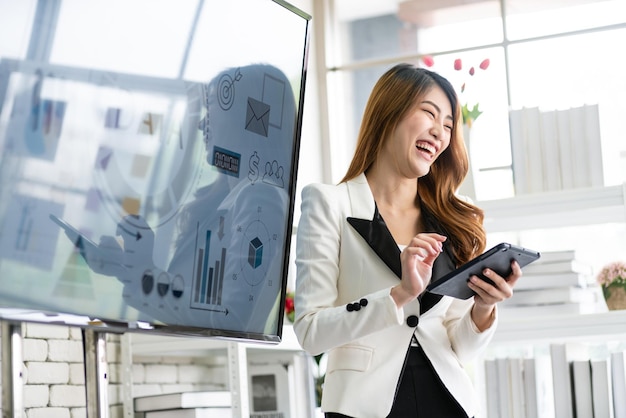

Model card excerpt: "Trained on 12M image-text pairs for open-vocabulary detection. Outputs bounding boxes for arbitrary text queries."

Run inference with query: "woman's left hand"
[467,260,522,330]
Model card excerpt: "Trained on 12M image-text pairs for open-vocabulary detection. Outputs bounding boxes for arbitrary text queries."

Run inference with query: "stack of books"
[509,104,603,195]
[500,250,607,318]
[134,391,232,418]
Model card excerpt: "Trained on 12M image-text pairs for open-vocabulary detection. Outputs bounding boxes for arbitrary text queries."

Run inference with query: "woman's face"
[383,85,453,179]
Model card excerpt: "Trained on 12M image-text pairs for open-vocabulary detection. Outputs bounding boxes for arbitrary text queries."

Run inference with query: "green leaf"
[462,103,483,126]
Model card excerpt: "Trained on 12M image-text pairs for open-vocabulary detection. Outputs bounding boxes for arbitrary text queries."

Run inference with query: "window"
[0,0,36,60]
[322,0,626,200]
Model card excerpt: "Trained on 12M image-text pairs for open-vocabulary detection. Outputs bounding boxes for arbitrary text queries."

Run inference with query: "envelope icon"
[245,97,270,137]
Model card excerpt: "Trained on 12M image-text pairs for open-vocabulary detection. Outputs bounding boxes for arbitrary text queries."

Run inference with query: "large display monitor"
[0,0,310,343]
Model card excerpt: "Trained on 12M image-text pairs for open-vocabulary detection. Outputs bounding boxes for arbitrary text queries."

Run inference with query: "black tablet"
[426,242,541,299]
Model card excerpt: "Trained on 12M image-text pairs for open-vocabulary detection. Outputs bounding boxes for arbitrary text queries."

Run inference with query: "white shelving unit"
[479,183,626,233]
[472,184,626,418]
[493,310,626,345]
[474,312,626,418]
[129,324,314,418]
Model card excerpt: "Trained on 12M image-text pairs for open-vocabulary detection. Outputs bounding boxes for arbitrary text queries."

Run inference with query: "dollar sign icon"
[248,151,260,183]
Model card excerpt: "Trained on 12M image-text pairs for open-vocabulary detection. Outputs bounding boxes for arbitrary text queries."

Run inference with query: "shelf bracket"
[227,341,250,418]
[1,322,24,418]
[83,329,109,418]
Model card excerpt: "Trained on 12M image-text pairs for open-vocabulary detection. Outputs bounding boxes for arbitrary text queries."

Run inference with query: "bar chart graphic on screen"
[193,230,226,307]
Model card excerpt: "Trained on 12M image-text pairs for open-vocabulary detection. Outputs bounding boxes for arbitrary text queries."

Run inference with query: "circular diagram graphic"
[157,272,170,297]
[171,275,184,299]
[216,68,242,111]
[141,270,154,295]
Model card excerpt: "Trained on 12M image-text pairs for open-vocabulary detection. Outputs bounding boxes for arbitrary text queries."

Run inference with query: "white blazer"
[293,173,497,418]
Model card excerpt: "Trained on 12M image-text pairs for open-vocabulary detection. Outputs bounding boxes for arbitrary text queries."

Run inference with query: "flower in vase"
[596,261,626,310]
[597,261,626,287]
[421,56,490,128]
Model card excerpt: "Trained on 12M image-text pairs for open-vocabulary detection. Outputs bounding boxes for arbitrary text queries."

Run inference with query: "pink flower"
[597,261,626,286]
[422,55,434,67]
[453,57,490,126]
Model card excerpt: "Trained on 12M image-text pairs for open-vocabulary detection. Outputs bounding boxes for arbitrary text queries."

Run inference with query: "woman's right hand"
[391,232,447,308]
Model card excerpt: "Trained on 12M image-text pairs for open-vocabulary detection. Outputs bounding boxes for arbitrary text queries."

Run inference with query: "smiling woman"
[293,63,519,418]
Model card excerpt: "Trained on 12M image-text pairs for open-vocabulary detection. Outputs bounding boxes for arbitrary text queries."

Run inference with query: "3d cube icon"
[248,237,263,269]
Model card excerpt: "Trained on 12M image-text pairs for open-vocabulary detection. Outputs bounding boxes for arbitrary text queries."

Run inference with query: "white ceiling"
[333,0,400,21]
[332,0,606,22]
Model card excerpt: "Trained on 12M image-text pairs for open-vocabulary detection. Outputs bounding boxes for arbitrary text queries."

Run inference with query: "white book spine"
[540,109,562,191]
[515,272,589,291]
[584,104,604,187]
[497,357,513,418]
[485,359,501,418]
[509,357,526,418]
[571,360,593,418]
[509,109,528,195]
[523,107,545,193]
[550,344,574,418]
[611,351,626,418]
[523,358,539,418]
[504,286,598,307]
[591,358,614,418]
[535,355,556,418]
[568,106,591,188]
[499,302,607,320]
[556,108,575,190]
[522,259,592,275]
[533,250,576,264]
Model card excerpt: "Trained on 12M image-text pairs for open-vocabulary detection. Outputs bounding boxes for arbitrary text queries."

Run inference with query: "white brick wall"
[23,385,48,408]
[0,322,228,417]
[26,362,70,384]
[27,407,71,418]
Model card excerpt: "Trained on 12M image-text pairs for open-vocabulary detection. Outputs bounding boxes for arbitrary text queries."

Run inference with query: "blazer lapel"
[347,204,401,278]
[345,175,449,313]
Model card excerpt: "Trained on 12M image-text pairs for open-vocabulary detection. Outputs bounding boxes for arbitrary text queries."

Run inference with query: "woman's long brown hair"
[340,63,486,264]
